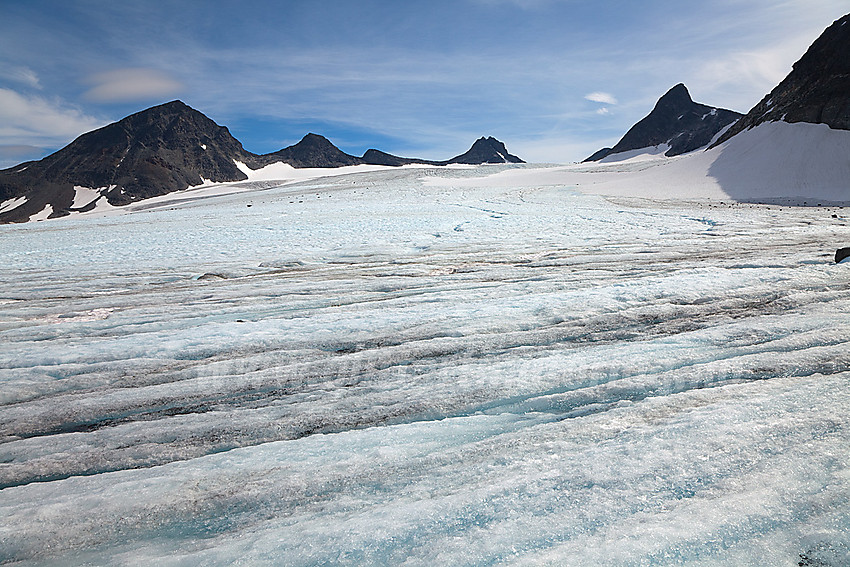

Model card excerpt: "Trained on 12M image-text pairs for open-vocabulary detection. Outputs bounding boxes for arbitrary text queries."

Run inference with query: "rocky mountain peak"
[295,133,339,149]
[585,84,742,161]
[654,83,693,111]
[0,99,254,222]
[448,136,525,164]
[257,133,363,168]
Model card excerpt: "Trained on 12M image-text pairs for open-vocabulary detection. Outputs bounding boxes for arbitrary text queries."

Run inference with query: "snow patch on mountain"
[71,186,101,208]
[598,143,672,164]
[28,203,53,221]
[0,196,27,214]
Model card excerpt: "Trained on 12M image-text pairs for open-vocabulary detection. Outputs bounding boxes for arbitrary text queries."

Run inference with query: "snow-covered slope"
[440,121,850,204]
[592,121,850,203]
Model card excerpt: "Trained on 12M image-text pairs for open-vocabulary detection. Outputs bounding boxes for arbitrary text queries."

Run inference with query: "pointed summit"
[585,84,742,161]
[447,136,524,164]
[653,83,694,110]
[714,13,850,146]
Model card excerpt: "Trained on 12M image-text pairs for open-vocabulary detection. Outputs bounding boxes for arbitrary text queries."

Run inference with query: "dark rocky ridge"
[360,137,525,166]
[713,13,850,146]
[361,149,442,166]
[256,133,363,168]
[0,102,523,223]
[584,147,614,162]
[0,100,256,221]
[585,84,742,161]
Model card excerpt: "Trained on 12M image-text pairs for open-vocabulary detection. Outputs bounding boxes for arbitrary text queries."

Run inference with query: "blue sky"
[0,0,846,167]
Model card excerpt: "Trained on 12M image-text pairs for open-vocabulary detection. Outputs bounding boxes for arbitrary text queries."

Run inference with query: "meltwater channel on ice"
[1,164,849,566]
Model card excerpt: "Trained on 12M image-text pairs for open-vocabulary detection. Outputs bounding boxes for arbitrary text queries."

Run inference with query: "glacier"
[1,164,849,566]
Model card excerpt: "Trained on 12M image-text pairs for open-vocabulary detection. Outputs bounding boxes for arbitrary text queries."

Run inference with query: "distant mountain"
[256,133,362,168]
[361,138,524,166]
[0,101,525,223]
[260,136,525,168]
[447,136,525,164]
[713,13,850,146]
[582,13,850,204]
[585,84,742,162]
[361,149,443,166]
[0,100,255,222]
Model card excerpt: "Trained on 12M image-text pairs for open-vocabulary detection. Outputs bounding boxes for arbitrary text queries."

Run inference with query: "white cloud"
[596,108,610,115]
[584,92,618,105]
[0,63,41,89]
[0,88,105,147]
[83,68,183,103]
[686,37,815,112]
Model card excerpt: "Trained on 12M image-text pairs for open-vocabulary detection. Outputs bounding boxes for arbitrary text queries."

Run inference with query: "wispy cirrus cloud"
[0,88,105,147]
[0,0,847,164]
[0,63,41,89]
[83,68,183,103]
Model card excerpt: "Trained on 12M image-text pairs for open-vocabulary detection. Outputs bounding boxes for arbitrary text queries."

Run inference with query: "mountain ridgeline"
[713,12,850,145]
[0,102,524,223]
[588,13,850,163]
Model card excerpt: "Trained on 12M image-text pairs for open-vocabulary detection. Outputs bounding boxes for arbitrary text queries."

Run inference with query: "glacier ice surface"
[1,165,849,565]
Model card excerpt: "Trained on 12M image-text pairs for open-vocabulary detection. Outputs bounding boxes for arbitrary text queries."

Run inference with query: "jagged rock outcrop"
[714,13,850,146]
[585,84,742,161]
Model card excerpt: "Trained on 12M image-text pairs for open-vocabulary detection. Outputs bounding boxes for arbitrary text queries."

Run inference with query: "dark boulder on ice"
[446,136,525,164]
[835,247,850,263]
[0,100,256,222]
[797,540,850,567]
[714,13,850,146]
[585,84,742,161]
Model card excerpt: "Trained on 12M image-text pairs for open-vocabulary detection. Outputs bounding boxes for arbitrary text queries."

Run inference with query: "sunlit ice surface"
[1,164,849,566]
